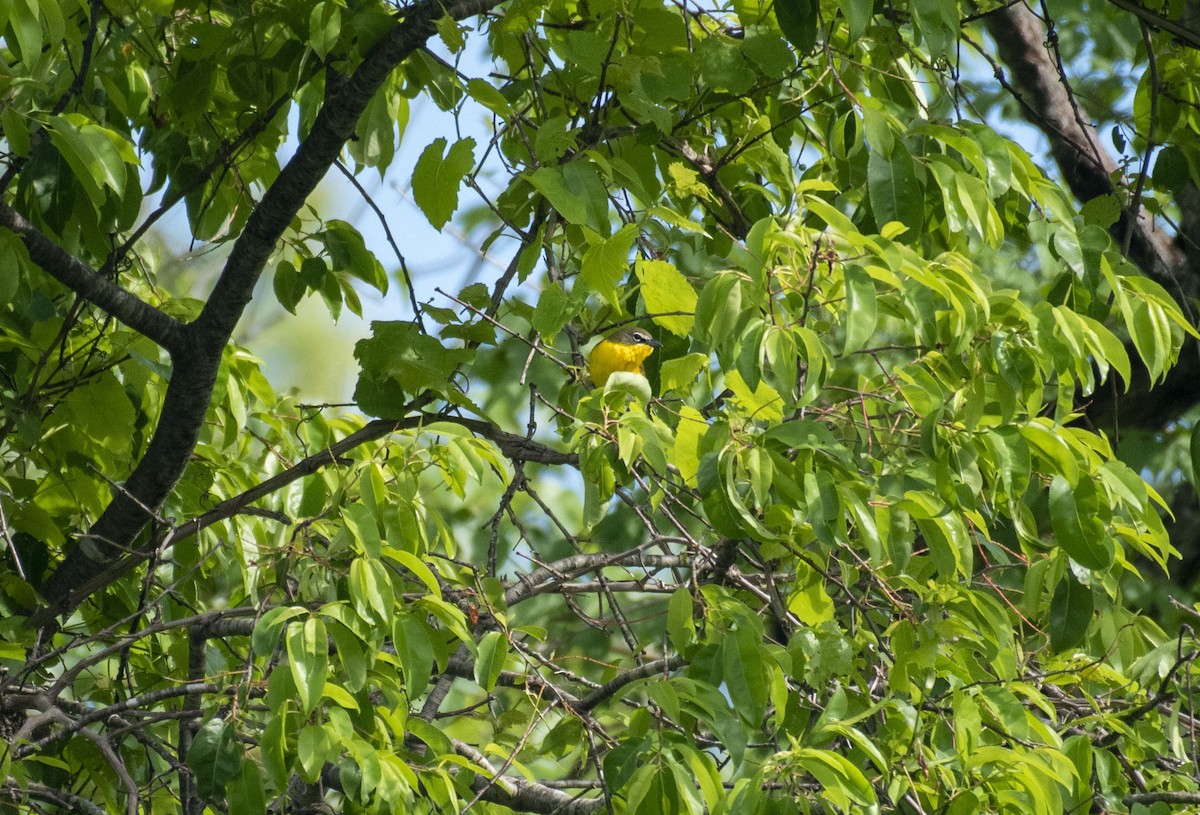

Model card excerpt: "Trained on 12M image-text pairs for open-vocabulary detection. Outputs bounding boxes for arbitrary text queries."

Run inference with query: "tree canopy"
[4,0,1200,812]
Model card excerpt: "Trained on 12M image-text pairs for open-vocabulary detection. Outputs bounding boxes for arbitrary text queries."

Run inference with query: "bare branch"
[578,655,686,712]
[454,739,605,814]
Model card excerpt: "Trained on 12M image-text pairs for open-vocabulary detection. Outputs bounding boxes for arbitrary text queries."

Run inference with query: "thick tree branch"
[984,3,1186,292]
[32,0,506,623]
[578,655,686,712]
[12,684,220,758]
[0,203,184,351]
[454,739,605,814]
[983,3,1200,432]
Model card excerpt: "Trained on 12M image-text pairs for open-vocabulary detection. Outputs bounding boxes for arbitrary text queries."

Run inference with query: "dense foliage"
[3,0,1200,812]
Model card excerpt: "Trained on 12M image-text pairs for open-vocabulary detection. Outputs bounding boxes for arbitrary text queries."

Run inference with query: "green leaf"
[272,259,304,313]
[323,219,388,294]
[466,78,513,117]
[1049,571,1093,652]
[671,405,707,486]
[435,13,465,52]
[344,502,382,558]
[353,321,473,416]
[725,369,783,422]
[349,557,394,624]
[1128,298,1173,382]
[868,140,924,235]
[603,370,653,403]
[528,162,609,231]
[667,588,697,654]
[47,114,132,209]
[534,114,576,163]
[1079,314,1131,390]
[385,547,442,597]
[186,719,243,802]
[308,1,340,58]
[226,761,267,815]
[604,739,648,791]
[722,623,768,724]
[660,353,707,396]
[787,747,877,808]
[1049,475,1113,570]
[286,616,329,716]
[910,0,958,57]
[842,265,877,355]
[393,614,434,698]
[774,0,818,53]
[695,272,743,348]
[763,326,798,396]
[667,162,715,203]
[531,283,571,340]
[351,82,404,172]
[633,759,688,815]
[1080,194,1121,228]
[2,106,30,157]
[252,606,306,656]
[412,137,476,229]
[635,259,697,337]
[260,708,290,791]
[297,723,332,781]
[899,492,970,577]
[1153,144,1191,193]
[474,630,507,691]
[6,0,44,64]
[1020,421,1080,485]
[833,0,872,41]
[789,560,835,624]
[580,436,616,530]
[765,418,839,451]
[63,371,135,457]
[327,620,368,693]
[580,224,638,307]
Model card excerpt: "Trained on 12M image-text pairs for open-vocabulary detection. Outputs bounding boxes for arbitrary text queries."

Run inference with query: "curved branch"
[31,0,508,624]
[0,203,184,351]
[454,739,605,814]
[191,0,497,344]
[578,655,686,712]
[28,411,572,625]
[448,415,578,467]
[13,683,220,758]
[10,783,110,815]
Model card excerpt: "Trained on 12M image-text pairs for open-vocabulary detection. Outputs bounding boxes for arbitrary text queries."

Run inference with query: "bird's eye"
[632,331,647,342]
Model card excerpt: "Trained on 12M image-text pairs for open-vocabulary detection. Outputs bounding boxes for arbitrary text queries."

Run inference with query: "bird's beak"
[648,338,662,347]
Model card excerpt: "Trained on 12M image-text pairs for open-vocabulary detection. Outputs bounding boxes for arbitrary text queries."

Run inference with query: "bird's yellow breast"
[589,339,656,387]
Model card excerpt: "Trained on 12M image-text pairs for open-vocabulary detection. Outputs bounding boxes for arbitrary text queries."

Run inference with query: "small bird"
[588,328,662,388]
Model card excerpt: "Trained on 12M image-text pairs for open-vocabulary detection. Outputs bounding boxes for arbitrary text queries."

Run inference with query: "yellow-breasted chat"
[588,328,661,388]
